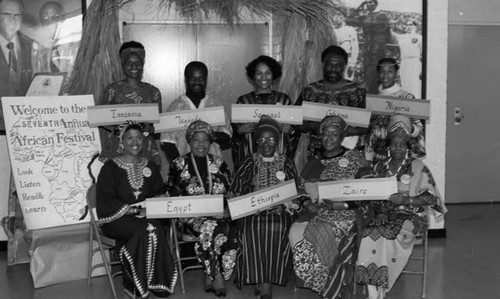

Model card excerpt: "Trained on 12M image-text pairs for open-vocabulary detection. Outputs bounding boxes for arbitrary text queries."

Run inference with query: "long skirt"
[180,217,237,280]
[102,216,177,298]
[356,219,419,298]
[234,209,294,288]
[289,208,358,299]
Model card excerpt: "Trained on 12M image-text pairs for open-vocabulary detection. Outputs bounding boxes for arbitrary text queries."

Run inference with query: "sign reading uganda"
[1,95,101,229]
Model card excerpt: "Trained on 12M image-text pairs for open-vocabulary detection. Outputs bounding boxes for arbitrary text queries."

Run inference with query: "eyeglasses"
[0,13,23,21]
[256,137,277,145]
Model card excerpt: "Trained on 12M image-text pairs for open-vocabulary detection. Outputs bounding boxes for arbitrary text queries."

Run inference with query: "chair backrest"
[86,184,100,223]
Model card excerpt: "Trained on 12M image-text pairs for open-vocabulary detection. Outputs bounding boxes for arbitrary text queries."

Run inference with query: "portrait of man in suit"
[0,0,34,130]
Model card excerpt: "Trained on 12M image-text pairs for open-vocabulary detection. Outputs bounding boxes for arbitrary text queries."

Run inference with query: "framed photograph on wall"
[334,0,426,98]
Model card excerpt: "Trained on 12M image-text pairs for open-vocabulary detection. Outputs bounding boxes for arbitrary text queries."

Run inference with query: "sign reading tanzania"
[87,103,160,127]
[2,95,101,229]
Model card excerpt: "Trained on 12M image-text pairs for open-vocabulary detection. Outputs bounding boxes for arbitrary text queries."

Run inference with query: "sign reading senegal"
[146,195,224,218]
[87,103,160,127]
[228,180,297,220]
[231,104,303,125]
[302,102,371,127]
[318,177,398,202]
[1,95,101,230]
[154,106,226,133]
[366,94,430,120]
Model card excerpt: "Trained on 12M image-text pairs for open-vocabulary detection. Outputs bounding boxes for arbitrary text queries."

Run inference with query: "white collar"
[179,94,209,110]
[378,83,402,96]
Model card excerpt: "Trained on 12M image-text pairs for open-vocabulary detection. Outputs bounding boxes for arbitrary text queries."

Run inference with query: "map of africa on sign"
[1,95,101,230]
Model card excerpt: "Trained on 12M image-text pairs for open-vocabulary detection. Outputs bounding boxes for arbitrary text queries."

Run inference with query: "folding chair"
[86,184,122,299]
[401,230,428,298]
[169,219,203,293]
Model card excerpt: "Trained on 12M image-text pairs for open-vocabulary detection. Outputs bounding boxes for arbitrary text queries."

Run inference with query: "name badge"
[318,177,397,202]
[154,106,226,133]
[231,104,303,125]
[87,103,160,127]
[302,102,371,128]
[366,94,430,120]
[145,195,224,218]
[228,180,297,220]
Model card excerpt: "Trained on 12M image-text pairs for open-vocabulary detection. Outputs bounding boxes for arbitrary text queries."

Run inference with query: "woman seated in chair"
[167,120,237,297]
[356,115,446,299]
[96,122,177,298]
[288,115,372,299]
[230,116,300,299]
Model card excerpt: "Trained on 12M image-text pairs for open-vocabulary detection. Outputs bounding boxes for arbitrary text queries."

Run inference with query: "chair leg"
[422,232,428,299]
[171,219,185,294]
[88,226,94,285]
[95,225,118,299]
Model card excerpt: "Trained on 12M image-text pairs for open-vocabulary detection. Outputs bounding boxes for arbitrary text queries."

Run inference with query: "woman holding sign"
[230,116,300,299]
[98,41,162,166]
[288,115,372,299]
[231,55,297,170]
[167,120,237,297]
[366,58,426,164]
[96,122,176,298]
[356,115,446,299]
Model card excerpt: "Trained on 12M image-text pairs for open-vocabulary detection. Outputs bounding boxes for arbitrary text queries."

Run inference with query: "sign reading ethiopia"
[1,95,101,230]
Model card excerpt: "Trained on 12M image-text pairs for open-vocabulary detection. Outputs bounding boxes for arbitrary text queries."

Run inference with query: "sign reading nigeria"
[1,95,101,230]
[366,94,430,120]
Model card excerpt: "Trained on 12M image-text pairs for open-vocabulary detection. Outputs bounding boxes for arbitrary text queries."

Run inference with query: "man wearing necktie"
[0,0,34,131]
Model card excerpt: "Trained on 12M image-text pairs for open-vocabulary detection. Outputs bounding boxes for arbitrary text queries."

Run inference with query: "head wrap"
[254,115,281,140]
[387,114,412,141]
[319,115,348,134]
[186,120,215,143]
[120,47,145,66]
[116,121,143,141]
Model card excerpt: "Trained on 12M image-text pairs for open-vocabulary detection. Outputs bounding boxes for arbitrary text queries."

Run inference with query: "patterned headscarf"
[387,114,412,140]
[117,121,143,141]
[120,47,146,66]
[185,120,215,143]
[319,115,348,134]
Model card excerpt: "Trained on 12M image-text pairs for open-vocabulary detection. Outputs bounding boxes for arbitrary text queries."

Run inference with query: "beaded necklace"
[191,153,212,195]
[113,157,148,199]
[384,157,409,177]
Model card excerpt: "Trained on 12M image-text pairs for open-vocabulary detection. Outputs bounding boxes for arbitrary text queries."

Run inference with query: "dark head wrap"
[319,115,348,134]
[254,115,281,140]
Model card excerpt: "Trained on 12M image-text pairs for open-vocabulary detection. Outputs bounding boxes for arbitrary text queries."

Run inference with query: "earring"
[117,143,124,153]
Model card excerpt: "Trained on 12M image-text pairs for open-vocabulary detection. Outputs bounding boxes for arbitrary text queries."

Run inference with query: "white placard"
[26,73,66,97]
[1,95,101,229]
[302,102,371,127]
[154,106,226,133]
[87,103,160,127]
[366,94,430,120]
[318,177,397,201]
[145,195,224,218]
[228,180,297,220]
[231,104,303,125]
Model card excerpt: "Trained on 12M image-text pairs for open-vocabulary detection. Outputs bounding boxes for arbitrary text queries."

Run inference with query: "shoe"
[214,288,226,297]
[151,290,170,298]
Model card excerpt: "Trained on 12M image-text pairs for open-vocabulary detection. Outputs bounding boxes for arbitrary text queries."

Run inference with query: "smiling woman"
[97,41,162,166]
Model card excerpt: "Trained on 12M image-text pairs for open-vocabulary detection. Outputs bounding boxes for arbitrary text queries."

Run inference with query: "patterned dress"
[294,80,366,171]
[231,90,298,170]
[367,84,426,163]
[356,158,446,296]
[167,153,237,280]
[98,81,162,166]
[230,153,299,288]
[289,148,372,299]
[160,94,232,158]
[96,157,177,298]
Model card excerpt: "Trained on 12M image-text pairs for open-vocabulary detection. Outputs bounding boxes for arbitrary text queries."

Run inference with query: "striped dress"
[230,153,299,288]
[231,91,298,170]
